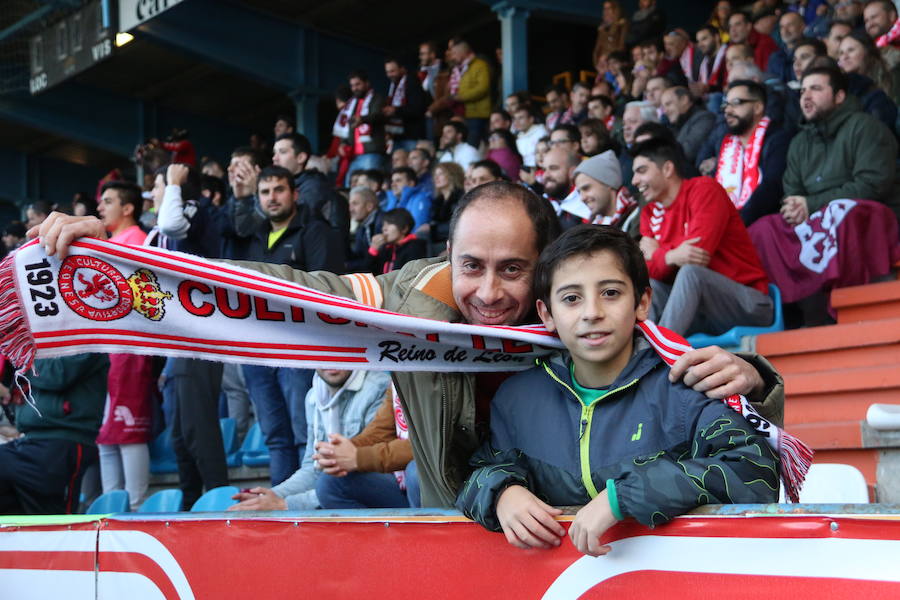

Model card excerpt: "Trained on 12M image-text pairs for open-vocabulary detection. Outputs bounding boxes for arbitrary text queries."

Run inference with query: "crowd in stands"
[2,0,900,552]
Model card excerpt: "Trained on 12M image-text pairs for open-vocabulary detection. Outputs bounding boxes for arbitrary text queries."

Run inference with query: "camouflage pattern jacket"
[456,338,779,530]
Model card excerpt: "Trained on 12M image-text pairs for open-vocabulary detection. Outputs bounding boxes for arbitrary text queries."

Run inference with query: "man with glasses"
[714,80,789,226]
[549,125,582,157]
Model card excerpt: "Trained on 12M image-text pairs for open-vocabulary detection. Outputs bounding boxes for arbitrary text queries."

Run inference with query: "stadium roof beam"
[0,5,55,42]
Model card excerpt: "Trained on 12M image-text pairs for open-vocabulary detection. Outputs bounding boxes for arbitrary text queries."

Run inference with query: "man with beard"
[714,80,788,226]
[864,1,900,67]
[728,11,777,71]
[542,147,580,220]
[781,65,899,224]
[383,58,427,151]
[690,25,728,101]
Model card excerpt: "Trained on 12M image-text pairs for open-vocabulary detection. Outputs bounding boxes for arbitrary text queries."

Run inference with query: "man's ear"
[536,299,557,332]
[835,89,847,105]
[121,202,134,218]
[662,160,675,179]
[635,286,652,322]
[298,152,310,168]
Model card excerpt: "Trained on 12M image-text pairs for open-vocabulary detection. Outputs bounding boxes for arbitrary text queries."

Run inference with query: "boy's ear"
[536,299,556,333]
[636,286,651,322]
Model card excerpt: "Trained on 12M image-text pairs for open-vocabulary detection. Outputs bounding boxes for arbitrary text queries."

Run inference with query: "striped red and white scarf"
[716,116,770,210]
[0,239,810,501]
[877,18,900,48]
[386,75,407,136]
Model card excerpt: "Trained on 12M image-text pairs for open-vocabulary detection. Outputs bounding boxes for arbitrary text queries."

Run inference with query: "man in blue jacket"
[382,167,433,231]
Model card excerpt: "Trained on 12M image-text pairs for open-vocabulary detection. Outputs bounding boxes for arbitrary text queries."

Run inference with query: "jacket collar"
[800,94,860,138]
[540,335,661,392]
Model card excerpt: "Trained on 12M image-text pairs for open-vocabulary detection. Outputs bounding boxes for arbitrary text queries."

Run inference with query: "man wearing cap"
[572,150,640,236]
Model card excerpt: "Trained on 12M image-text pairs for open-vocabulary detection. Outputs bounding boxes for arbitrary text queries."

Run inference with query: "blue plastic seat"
[190,486,240,512]
[220,418,242,468]
[238,421,270,468]
[149,427,179,475]
[687,284,784,350]
[86,490,130,514]
[138,489,184,513]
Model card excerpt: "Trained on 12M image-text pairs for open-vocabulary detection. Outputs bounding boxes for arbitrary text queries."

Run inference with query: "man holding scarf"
[344,70,387,186]
[383,58,427,152]
[32,182,786,508]
[715,80,789,227]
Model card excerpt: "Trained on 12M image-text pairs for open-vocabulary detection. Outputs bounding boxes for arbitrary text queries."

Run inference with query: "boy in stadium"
[456,225,779,555]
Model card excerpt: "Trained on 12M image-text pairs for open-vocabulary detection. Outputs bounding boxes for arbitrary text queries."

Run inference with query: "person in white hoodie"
[228,368,389,511]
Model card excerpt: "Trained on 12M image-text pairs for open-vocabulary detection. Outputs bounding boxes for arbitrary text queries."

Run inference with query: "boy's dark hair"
[553,123,581,143]
[534,224,650,312]
[382,207,415,234]
[348,69,369,82]
[257,165,297,192]
[363,168,385,187]
[274,132,312,157]
[801,64,849,95]
[391,166,418,185]
[444,120,469,141]
[274,114,295,129]
[631,138,689,179]
[101,180,143,221]
[470,158,505,180]
[231,146,262,167]
[448,181,561,255]
[589,94,615,110]
[794,37,827,58]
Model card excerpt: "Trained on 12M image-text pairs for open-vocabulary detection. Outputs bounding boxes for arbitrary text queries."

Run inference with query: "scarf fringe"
[779,429,815,503]
[0,252,39,416]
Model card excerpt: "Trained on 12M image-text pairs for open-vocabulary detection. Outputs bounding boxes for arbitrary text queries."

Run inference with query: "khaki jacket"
[232,257,785,507]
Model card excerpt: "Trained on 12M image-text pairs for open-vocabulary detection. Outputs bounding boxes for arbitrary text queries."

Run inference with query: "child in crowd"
[369,208,428,274]
[456,225,779,555]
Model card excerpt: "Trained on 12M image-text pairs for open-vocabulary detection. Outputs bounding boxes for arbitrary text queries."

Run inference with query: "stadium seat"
[239,421,270,468]
[866,404,900,430]
[86,490,130,514]
[149,427,179,475]
[220,417,242,468]
[190,486,240,512]
[779,463,870,503]
[687,284,784,350]
[137,489,184,513]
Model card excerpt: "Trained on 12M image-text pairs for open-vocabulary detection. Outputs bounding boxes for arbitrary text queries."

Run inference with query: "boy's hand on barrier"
[570,490,615,557]
[496,485,565,550]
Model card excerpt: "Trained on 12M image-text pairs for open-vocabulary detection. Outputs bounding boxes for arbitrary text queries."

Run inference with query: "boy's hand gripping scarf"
[0,238,810,501]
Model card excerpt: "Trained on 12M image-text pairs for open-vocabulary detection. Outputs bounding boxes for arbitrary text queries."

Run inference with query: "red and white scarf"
[390,383,410,490]
[716,116,770,210]
[593,187,638,228]
[449,56,471,96]
[332,101,353,139]
[0,239,810,501]
[346,90,374,142]
[679,43,697,83]
[700,43,727,86]
[603,114,616,132]
[386,76,408,136]
[876,18,900,48]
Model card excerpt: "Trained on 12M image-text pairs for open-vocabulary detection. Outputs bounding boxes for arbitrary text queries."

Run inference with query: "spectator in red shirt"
[728,11,777,71]
[633,139,773,336]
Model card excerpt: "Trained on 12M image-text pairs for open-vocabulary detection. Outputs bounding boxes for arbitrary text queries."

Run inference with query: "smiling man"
[634,138,773,338]
[34,181,787,507]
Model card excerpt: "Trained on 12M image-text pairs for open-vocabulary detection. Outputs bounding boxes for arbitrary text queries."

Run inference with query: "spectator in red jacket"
[728,11,777,71]
[633,139,773,336]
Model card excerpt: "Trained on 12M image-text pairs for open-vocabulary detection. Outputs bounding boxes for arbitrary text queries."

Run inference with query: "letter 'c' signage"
[118,0,184,33]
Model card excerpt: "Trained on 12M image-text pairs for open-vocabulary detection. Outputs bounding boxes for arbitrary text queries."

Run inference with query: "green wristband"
[606,479,624,521]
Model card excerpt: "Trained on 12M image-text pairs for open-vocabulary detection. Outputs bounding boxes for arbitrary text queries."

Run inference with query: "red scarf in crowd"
[0,239,811,501]
[700,43,727,86]
[346,90,375,153]
[449,56,471,96]
[386,75,408,136]
[593,187,638,228]
[679,43,696,83]
[876,18,900,47]
[716,116,771,210]
[604,114,616,132]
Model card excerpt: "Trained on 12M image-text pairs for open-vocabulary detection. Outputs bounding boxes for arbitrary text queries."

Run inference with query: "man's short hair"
[420,40,439,54]
[200,175,226,204]
[571,81,591,94]
[445,120,469,140]
[552,123,581,143]
[275,114,295,129]
[631,138,689,179]
[470,159,505,180]
[727,79,768,107]
[589,94,615,110]
[696,24,720,39]
[794,37,828,57]
[865,0,896,15]
[348,69,369,82]
[632,121,677,144]
[625,100,660,123]
[349,186,377,206]
[391,166,418,185]
[534,225,650,312]
[384,56,403,67]
[363,168,385,187]
[274,133,312,157]
[101,181,143,221]
[829,19,854,34]
[801,64,849,95]
[410,147,432,164]
[448,181,561,255]
[639,38,663,51]
[491,108,512,122]
[382,207,415,234]
[544,83,567,97]
[668,86,694,102]
[728,10,750,26]
[257,165,296,192]
[647,74,673,90]
[231,146,262,167]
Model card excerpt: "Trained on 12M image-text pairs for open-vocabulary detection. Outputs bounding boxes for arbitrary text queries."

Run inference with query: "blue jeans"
[465,118,487,146]
[241,365,313,486]
[345,153,387,186]
[315,461,420,509]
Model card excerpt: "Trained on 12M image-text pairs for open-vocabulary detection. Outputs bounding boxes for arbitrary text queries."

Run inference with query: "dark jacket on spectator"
[739,126,790,227]
[345,91,388,155]
[671,104,717,164]
[388,74,428,142]
[245,205,345,272]
[429,188,464,244]
[296,168,351,252]
[15,355,109,446]
[784,75,897,137]
[625,6,666,47]
[347,208,383,273]
[784,95,900,219]
[371,234,429,274]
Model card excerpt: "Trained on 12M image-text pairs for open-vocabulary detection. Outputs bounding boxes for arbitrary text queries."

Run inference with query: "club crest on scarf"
[58,256,172,322]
